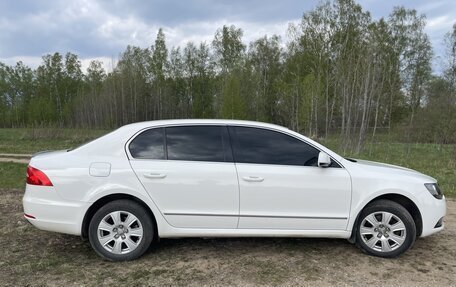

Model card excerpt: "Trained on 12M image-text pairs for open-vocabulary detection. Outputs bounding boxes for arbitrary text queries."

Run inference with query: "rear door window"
[165,126,232,162]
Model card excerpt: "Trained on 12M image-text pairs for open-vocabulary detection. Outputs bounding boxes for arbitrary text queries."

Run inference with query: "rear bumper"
[420,196,446,237]
[22,184,87,235]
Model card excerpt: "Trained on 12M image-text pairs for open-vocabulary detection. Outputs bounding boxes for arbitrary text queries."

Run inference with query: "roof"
[121,119,289,132]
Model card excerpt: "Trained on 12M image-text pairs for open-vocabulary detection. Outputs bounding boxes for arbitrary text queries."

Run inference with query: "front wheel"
[356,199,416,258]
[88,199,154,261]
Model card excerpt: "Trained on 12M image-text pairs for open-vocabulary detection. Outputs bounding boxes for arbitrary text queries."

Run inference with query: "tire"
[88,199,154,261]
[355,199,416,258]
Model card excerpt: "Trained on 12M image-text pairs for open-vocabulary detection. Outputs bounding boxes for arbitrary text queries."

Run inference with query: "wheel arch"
[348,193,423,243]
[81,193,159,241]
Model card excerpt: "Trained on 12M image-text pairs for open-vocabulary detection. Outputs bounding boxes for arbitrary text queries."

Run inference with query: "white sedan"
[23,120,446,261]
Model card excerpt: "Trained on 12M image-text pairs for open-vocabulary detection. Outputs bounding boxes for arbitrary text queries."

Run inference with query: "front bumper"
[419,195,446,237]
[22,184,87,235]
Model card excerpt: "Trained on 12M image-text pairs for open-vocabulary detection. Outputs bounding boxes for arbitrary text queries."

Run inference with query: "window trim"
[126,124,233,163]
[125,123,344,168]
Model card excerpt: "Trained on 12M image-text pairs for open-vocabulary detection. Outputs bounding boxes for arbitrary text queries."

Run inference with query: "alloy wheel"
[359,211,407,253]
[97,211,144,254]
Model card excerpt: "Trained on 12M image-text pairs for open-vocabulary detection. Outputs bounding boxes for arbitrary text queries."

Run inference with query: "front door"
[230,126,351,230]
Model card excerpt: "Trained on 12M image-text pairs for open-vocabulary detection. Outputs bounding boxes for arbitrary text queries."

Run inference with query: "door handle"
[143,172,167,179]
[242,176,264,182]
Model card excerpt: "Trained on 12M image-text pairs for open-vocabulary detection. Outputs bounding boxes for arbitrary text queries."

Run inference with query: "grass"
[0,162,27,189]
[322,139,456,198]
[0,128,108,188]
[0,127,454,197]
[0,128,108,154]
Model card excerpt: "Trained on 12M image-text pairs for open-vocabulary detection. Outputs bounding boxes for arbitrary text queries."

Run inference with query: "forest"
[1,0,455,153]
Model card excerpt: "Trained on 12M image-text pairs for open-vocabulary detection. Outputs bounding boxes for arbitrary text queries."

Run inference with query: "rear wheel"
[88,199,154,261]
[356,199,416,258]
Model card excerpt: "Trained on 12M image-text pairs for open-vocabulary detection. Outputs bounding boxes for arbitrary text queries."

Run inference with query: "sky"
[0,0,455,73]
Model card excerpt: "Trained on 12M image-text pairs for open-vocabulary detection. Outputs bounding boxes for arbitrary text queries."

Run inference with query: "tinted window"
[166,126,231,162]
[233,127,319,166]
[129,128,165,159]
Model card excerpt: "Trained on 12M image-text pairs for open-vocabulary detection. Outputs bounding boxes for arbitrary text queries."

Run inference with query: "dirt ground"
[0,188,455,287]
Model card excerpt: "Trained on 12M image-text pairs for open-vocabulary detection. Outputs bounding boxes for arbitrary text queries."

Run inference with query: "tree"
[388,7,432,142]
[412,23,456,144]
[148,28,169,119]
[35,53,64,124]
[73,60,106,127]
[192,43,215,118]
[247,35,282,122]
[212,25,247,119]
[444,23,456,88]
[1,1,454,152]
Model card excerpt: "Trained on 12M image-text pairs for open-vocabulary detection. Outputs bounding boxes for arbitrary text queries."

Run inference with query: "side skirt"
[158,228,351,239]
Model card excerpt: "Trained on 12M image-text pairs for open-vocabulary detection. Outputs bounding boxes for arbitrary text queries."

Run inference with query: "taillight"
[26,166,53,186]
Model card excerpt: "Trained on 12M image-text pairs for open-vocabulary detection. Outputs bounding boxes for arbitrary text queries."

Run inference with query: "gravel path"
[0,153,31,164]
[0,153,32,158]
[0,157,29,164]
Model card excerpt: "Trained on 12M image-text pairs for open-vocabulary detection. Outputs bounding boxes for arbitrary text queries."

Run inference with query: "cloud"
[427,15,450,31]
[0,0,309,58]
[0,0,306,71]
[0,0,108,57]
[0,56,43,69]
[96,0,312,25]
[163,19,299,49]
[0,0,455,73]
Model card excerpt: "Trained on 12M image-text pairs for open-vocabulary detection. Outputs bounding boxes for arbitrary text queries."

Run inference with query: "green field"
[0,128,108,189]
[0,162,27,188]
[322,138,456,197]
[0,128,108,154]
[0,128,454,197]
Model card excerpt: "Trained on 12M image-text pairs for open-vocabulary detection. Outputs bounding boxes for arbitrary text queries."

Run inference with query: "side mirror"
[318,152,331,168]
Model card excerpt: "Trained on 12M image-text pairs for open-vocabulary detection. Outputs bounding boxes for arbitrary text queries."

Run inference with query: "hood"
[351,159,437,183]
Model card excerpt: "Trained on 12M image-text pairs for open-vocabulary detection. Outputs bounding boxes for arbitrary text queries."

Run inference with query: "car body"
[23,119,446,260]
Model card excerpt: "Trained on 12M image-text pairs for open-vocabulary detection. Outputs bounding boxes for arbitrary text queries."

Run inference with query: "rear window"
[129,128,165,159]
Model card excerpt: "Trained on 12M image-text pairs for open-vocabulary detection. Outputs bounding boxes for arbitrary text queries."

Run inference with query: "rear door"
[128,125,239,229]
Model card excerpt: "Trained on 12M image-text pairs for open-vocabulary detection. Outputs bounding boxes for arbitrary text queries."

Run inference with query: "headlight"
[424,183,443,199]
